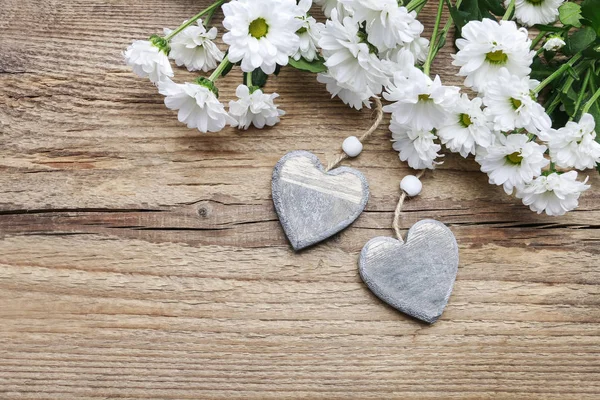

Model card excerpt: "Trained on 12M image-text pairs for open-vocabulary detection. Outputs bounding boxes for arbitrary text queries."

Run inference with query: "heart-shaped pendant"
[272,150,369,251]
[359,219,459,324]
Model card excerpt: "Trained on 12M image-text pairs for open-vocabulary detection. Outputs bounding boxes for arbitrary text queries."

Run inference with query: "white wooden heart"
[272,150,369,251]
[359,219,459,324]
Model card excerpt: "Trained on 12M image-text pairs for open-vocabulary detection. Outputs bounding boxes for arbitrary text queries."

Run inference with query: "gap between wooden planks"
[0,0,599,398]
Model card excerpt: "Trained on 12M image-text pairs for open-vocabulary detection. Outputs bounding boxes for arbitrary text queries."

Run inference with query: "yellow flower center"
[510,97,523,110]
[418,94,432,102]
[485,50,508,64]
[459,113,472,127]
[506,152,523,165]
[526,0,544,5]
[249,18,269,39]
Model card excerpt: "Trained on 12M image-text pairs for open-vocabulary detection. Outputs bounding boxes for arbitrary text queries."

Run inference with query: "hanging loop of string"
[325,97,384,172]
[322,96,426,242]
[393,170,426,241]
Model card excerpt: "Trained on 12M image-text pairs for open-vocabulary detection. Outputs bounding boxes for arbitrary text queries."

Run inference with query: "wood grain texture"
[1,1,599,399]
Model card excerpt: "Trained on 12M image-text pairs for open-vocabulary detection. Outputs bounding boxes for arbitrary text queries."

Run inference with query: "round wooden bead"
[400,175,422,197]
[342,136,363,158]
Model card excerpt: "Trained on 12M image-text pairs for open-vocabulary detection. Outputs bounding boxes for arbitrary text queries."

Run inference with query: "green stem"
[562,76,576,94]
[581,86,600,115]
[204,5,219,27]
[428,0,463,62]
[246,70,253,87]
[534,53,582,94]
[560,61,589,94]
[502,0,515,20]
[545,93,562,114]
[572,69,592,119]
[530,31,546,49]
[589,74,599,102]
[165,0,227,41]
[209,55,231,82]
[423,0,445,76]
[412,2,428,13]
[406,0,428,12]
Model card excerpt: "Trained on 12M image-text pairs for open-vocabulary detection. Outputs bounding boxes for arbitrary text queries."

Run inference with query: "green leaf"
[560,88,577,115]
[458,0,484,20]
[582,39,600,59]
[543,49,556,62]
[450,0,505,34]
[287,56,327,73]
[481,0,505,16]
[550,108,570,129]
[559,2,582,27]
[243,69,269,89]
[530,57,554,81]
[446,0,471,34]
[566,26,598,55]
[533,24,566,32]
[589,96,600,135]
[581,0,600,34]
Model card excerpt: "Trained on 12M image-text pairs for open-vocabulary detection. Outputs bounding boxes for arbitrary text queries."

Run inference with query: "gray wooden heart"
[359,219,459,324]
[272,150,369,251]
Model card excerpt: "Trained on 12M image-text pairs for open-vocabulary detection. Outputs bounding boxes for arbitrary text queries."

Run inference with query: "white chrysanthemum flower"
[516,171,590,216]
[482,68,551,137]
[222,0,303,74]
[453,19,534,92]
[228,85,285,130]
[543,36,566,52]
[164,22,224,72]
[506,0,564,27]
[158,78,237,133]
[293,0,325,61]
[476,133,549,194]
[124,40,173,84]
[384,37,430,65]
[438,94,493,158]
[314,0,345,18]
[403,36,430,64]
[319,9,390,97]
[317,73,372,110]
[340,0,423,52]
[390,118,443,170]
[383,59,460,131]
[381,46,418,76]
[548,113,600,170]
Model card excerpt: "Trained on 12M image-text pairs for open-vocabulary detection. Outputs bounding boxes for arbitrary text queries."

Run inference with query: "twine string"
[323,96,426,241]
[325,97,384,172]
[393,169,426,241]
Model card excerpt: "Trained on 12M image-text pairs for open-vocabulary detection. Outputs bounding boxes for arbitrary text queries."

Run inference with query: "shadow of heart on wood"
[359,219,459,324]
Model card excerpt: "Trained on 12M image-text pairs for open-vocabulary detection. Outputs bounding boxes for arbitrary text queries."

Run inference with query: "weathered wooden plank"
[0,0,599,398]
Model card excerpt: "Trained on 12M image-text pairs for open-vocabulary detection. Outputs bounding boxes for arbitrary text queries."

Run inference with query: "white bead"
[342,136,363,158]
[400,175,422,197]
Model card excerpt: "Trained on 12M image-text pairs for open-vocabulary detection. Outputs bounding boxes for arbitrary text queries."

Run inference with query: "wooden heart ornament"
[359,219,459,324]
[272,151,369,251]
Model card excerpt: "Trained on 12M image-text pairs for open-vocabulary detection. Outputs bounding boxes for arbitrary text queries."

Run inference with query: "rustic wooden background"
[1,0,599,398]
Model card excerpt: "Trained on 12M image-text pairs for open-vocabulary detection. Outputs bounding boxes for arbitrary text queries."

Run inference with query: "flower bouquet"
[124,0,600,216]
